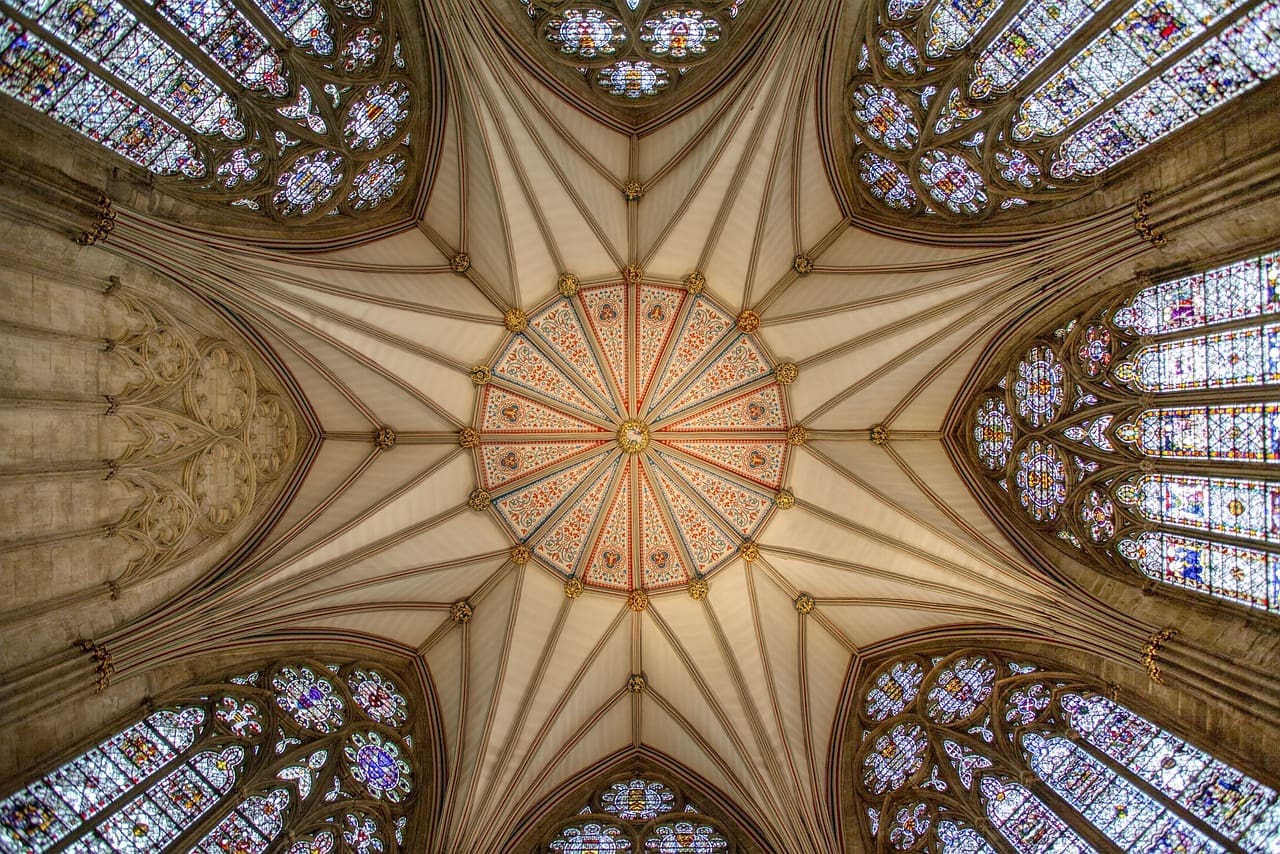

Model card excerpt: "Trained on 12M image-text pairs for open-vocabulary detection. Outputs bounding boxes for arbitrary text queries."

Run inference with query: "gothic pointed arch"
[840,643,1280,853]
[826,0,1280,231]
[953,244,1280,621]
[480,0,781,130]
[505,750,770,852]
[0,0,444,242]
[0,654,440,852]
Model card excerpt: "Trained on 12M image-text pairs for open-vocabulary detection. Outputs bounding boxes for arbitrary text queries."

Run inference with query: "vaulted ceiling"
[32,0,1204,849]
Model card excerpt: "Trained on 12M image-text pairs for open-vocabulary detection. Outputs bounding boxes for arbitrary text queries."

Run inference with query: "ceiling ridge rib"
[649,438,780,498]
[802,444,1037,581]
[513,450,621,546]
[481,441,611,497]
[570,456,632,588]
[461,51,571,279]
[742,566,824,843]
[221,449,471,608]
[477,604,631,841]
[752,556,858,654]
[239,263,501,322]
[484,376,615,430]
[464,22,628,270]
[798,291,1017,425]
[452,564,526,844]
[636,459,702,587]
[636,290,698,417]
[158,505,476,653]
[698,591,820,849]
[267,551,509,610]
[647,374,779,432]
[644,604,801,840]
[523,306,622,419]
[644,686,802,851]
[416,222,512,313]
[789,598,836,843]
[458,592,572,847]
[750,217,849,316]
[642,328,741,423]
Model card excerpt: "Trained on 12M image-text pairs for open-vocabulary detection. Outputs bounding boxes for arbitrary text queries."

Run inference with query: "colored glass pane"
[864,658,926,721]
[852,82,919,151]
[1118,324,1280,393]
[969,0,1100,99]
[1117,531,1277,611]
[1052,1,1280,178]
[597,59,669,98]
[1024,732,1222,851]
[343,81,409,151]
[642,820,729,852]
[340,25,381,70]
[0,21,205,176]
[1120,403,1280,463]
[925,655,996,723]
[886,803,932,849]
[1016,0,1248,141]
[346,668,409,726]
[1114,252,1280,335]
[601,779,675,821]
[342,812,384,852]
[917,149,988,214]
[272,664,345,732]
[979,775,1094,853]
[344,731,412,802]
[640,9,719,59]
[0,707,204,851]
[925,0,1004,57]
[1125,473,1280,544]
[944,739,993,788]
[83,745,245,852]
[273,149,346,216]
[879,27,921,72]
[1015,438,1067,522]
[973,396,1015,470]
[549,821,632,853]
[255,0,332,55]
[149,0,288,97]
[858,152,918,209]
[545,8,624,57]
[1079,489,1115,542]
[937,819,999,853]
[1061,693,1280,847]
[1013,345,1064,427]
[195,787,291,853]
[862,722,929,794]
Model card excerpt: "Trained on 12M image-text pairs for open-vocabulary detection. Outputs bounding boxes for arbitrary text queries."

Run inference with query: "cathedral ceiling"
[43,0,1191,848]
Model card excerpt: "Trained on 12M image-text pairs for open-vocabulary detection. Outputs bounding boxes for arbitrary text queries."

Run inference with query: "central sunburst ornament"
[616,419,650,453]
[468,277,793,594]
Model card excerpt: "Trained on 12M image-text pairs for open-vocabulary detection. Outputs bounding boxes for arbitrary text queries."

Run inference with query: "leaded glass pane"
[0,0,419,218]
[600,779,675,821]
[1061,693,1280,847]
[1117,531,1278,611]
[549,821,633,853]
[979,775,1095,852]
[845,0,1280,218]
[0,662,417,854]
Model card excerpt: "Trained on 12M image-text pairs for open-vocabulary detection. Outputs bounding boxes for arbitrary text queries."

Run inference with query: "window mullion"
[1068,732,1251,854]
[1041,0,1271,145]
[45,716,209,854]
[1004,764,1129,854]
[0,0,202,142]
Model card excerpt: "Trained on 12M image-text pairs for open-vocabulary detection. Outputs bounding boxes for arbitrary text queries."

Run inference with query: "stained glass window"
[0,660,418,852]
[855,649,1280,852]
[0,0,421,219]
[845,0,1280,218]
[969,248,1280,615]
[541,774,741,852]
[517,1,749,101]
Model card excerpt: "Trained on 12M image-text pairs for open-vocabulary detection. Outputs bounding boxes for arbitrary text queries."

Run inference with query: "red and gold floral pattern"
[471,281,792,592]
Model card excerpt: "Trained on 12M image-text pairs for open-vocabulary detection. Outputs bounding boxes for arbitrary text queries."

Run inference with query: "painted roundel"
[472,281,793,593]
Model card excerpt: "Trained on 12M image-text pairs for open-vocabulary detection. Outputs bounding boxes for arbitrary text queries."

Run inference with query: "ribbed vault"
[10,0,1279,850]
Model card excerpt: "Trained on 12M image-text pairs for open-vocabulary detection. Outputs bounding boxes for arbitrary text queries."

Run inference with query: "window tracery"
[515,0,749,101]
[541,774,739,852]
[854,649,1280,853]
[966,248,1280,616]
[0,0,422,220]
[0,660,420,852]
[844,0,1280,220]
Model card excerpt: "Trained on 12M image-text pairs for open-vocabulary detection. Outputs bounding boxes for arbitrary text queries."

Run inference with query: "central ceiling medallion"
[470,279,792,594]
